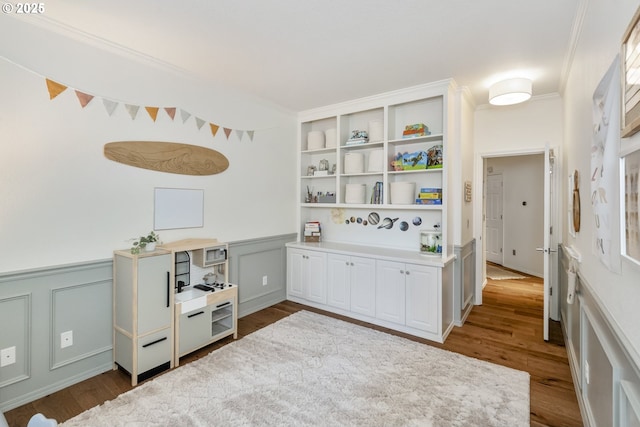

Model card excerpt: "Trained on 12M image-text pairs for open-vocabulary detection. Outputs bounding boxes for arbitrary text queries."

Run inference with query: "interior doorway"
[484,154,544,277]
[476,148,560,340]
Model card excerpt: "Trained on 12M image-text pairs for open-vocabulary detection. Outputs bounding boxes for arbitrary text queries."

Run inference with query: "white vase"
[144,242,157,252]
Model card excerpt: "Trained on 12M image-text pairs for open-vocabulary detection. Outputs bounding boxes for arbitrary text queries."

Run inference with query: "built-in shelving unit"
[297,80,453,256]
[288,81,463,343]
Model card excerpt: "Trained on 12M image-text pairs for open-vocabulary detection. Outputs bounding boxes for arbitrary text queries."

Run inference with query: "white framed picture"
[622,147,640,265]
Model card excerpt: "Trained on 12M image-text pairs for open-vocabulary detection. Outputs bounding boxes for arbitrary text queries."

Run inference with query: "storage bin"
[344,152,364,174]
[345,184,366,204]
[390,182,415,204]
[367,149,384,172]
[325,128,337,148]
[307,131,325,150]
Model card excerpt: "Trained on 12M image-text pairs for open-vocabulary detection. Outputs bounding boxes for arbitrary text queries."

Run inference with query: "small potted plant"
[130,231,159,254]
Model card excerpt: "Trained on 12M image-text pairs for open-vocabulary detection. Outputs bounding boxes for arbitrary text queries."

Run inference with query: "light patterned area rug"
[61,311,529,427]
[486,264,527,280]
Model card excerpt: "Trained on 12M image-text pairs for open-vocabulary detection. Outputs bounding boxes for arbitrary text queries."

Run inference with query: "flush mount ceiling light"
[489,78,532,106]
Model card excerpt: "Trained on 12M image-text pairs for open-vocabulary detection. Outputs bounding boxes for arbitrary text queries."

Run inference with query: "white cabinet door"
[305,251,327,304]
[287,249,305,298]
[375,260,406,324]
[405,264,439,333]
[350,256,376,317]
[327,253,351,310]
[137,254,172,334]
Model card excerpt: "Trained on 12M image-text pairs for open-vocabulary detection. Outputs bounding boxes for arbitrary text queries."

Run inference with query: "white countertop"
[286,241,456,267]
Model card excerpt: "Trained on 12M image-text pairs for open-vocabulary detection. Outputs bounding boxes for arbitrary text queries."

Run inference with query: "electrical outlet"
[1,346,16,367]
[61,330,73,349]
[585,360,590,385]
[262,275,268,286]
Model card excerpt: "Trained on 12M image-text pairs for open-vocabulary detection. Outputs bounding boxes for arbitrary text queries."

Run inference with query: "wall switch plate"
[61,330,73,349]
[1,346,16,367]
[262,275,268,286]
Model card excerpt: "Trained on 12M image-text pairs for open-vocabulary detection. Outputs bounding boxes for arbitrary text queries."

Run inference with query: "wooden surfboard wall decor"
[104,141,229,176]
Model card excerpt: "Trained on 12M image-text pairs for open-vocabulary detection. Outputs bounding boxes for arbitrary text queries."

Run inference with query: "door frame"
[473,147,561,323]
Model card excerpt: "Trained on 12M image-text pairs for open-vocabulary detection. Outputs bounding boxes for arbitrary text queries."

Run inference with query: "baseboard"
[0,362,113,412]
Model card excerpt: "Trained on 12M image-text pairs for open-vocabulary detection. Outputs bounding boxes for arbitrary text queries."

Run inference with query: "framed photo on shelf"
[622,146,640,265]
[622,8,640,137]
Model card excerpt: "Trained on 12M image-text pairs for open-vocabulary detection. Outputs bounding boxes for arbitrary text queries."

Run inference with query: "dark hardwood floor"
[4,271,583,427]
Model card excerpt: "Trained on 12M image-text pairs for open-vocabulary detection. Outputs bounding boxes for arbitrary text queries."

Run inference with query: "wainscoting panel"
[453,239,475,326]
[0,260,113,412]
[228,234,296,318]
[50,280,113,369]
[0,293,31,388]
[559,245,640,427]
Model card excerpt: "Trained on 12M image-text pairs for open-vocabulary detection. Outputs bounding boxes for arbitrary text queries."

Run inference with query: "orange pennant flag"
[209,123,219,137]
[164,107,176,120]
[45,79,67,100]
[223,128,232,139]
[75,91,94,108]
[145,107,159,122]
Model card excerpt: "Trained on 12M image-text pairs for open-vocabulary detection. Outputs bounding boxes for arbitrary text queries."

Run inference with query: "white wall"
[563,0,640,365]
[486,155,544,277]
[0,16,297,273]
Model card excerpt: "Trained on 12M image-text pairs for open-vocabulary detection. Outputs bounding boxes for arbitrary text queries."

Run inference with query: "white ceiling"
[24,0,581,112]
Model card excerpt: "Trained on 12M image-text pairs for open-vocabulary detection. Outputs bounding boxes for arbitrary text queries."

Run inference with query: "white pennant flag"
[195,117,206,130]
[125,104,140,120]
[235,130,244,141]
[180,109,192,123]
[102,99,118,116]
[247,130,255,141]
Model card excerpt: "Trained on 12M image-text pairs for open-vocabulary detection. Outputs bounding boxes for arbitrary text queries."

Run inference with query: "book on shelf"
[415,198,442,205]
[418,192,442,199]
[370,181,383,204]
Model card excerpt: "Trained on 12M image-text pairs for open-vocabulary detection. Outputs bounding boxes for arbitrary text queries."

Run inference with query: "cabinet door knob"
[346,261,349,265]
[400,270,404,274]
[350,262,354,266]
[406,271,410,275]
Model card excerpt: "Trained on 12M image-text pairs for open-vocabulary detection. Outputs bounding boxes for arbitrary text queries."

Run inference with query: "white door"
[305,251,327,304]
[486,173,504,264]
[375,260,406,324]
[405,264,438,333]
[538,146,556,341]
[327,253,351,310]
[350,256,376,317]
[287,249,305,298]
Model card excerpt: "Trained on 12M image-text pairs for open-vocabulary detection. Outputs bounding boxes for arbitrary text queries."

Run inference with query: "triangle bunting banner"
[180,109,192,123]
[45,79,67,100]
[125,104,140,120]
[164,107,176,120]
[102,99,118,116]
[145,106,159,122]
[43,76,260,141]
[75,91,94,108]
[210,123,220,137]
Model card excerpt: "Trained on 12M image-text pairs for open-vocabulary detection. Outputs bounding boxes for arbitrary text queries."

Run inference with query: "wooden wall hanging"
[572,170,581,233]
[104,141,229,176]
